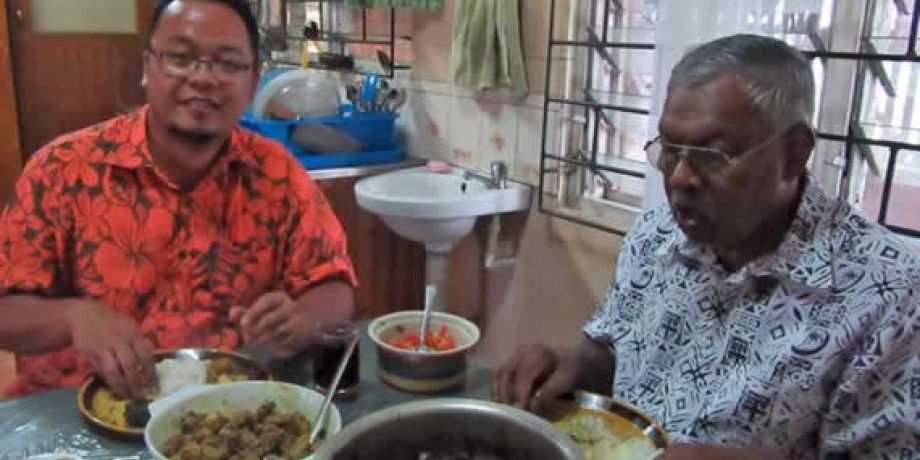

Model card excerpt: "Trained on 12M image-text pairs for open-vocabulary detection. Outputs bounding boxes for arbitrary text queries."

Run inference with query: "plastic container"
[240,105,404,170]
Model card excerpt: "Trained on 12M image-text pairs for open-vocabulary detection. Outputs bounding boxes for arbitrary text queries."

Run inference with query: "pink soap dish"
[425,160,452,174]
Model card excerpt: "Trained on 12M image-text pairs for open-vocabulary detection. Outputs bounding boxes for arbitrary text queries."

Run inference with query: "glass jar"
[312,320,360,398]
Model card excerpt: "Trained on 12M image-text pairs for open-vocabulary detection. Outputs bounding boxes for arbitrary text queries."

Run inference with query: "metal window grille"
[540,0,920,239]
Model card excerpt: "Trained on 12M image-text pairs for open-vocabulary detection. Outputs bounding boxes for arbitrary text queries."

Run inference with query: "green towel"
[450,0,528,93]
[345,0,443,8]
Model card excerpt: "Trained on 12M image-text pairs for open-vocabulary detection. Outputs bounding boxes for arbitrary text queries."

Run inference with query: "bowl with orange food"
[368,311,481,393]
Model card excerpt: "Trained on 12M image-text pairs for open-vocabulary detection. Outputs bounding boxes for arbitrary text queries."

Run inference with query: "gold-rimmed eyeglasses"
[644,129,790,179]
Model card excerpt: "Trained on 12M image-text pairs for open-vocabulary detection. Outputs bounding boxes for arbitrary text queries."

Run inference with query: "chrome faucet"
[490,161,508,189]
[462,161,509,189]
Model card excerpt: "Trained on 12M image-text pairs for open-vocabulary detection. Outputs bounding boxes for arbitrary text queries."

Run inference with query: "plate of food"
[541,390,669,460]
[77,348,270,439]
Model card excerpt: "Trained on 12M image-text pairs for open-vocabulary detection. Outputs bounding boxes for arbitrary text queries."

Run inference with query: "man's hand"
[495,344,580,410]
[68,300,156,399]
[229,291,315,359]
[659,444,785,460]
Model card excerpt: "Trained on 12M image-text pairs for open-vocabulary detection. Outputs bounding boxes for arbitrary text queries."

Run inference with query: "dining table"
[0,325,494,459]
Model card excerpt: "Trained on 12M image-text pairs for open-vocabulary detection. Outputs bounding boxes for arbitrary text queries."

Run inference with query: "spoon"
[345,84,361,111]
[416,284,437,352]
[385,88,407,113]
[308,331,359,448]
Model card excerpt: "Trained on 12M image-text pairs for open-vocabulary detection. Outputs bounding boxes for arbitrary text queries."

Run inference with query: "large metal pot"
[313,398,584,460]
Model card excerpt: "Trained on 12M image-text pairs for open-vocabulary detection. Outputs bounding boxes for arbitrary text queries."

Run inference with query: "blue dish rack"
[240,106,404,170]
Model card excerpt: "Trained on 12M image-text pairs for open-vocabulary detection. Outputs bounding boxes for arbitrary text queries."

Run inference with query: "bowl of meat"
[144,381,342,460]
[368,311,481,393]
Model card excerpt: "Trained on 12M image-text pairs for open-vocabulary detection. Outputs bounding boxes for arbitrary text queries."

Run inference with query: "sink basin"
[354,166,531,248]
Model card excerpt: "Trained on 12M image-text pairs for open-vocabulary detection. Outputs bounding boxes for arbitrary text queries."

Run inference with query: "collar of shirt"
[652,175,847,293]
[98,106,261,186]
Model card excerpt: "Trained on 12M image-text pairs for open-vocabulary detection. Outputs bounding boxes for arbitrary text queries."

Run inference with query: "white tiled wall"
[393,0,575,186]
[396,80,570,187]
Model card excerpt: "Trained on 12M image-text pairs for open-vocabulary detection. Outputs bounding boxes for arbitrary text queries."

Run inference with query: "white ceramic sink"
[354,166,531,248]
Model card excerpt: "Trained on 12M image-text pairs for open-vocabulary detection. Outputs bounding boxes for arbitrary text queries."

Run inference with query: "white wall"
[395,0,622,366]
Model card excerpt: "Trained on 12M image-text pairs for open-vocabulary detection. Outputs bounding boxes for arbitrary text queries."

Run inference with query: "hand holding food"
[85,354,261,433]
[69,300,157,399]
[229,291,313,359]
[495,344,579,410]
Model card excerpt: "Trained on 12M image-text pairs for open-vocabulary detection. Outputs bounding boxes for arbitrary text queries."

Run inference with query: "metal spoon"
[416,284,437,352]
[308,332,359,448]
[345,84,361,111]
[386,88,407,113]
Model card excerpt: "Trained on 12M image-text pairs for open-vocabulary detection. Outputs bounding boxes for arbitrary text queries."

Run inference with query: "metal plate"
[541,390,670,454]
[76,348,270,440]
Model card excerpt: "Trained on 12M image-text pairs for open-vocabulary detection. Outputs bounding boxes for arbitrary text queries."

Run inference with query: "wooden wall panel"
[0,1,22,200]
[8,0,152,160]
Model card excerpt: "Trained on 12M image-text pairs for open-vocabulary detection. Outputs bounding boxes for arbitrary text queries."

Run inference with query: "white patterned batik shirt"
[584,177,920,460]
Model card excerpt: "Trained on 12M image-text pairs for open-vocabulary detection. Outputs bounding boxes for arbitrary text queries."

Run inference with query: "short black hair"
[148,0,260,61]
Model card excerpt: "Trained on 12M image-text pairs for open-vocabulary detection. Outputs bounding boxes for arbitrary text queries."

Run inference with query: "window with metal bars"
[539,0,655,234]
[539,0,920,240]
[247,0,410,77]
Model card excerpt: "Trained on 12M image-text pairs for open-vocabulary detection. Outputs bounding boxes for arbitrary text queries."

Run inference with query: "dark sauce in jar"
[312,321,360,398]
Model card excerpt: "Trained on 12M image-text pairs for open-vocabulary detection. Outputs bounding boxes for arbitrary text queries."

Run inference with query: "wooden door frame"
[0,0,23,199]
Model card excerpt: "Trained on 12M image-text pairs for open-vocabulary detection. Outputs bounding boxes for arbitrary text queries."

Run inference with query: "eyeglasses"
[644,130,788,179]
[147,48,254,80]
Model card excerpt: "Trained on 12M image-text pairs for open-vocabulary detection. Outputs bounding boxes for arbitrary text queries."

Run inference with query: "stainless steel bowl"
[538,390,670,458]
[571,391,670,448]
[313,398,584,460]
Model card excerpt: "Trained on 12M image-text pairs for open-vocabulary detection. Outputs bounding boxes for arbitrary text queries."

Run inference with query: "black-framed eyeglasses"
[147,48,254,80]
[644,130,789,179]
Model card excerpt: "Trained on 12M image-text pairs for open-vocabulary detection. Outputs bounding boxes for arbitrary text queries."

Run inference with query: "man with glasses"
[497,34,919,459]
[0,0,357,399]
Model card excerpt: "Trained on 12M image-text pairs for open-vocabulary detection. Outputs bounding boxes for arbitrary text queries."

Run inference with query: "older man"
[0,0,356,399]
[497,34,919,459]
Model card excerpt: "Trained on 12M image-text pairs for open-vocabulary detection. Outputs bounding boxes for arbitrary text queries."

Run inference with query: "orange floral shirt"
[0,107,356,397]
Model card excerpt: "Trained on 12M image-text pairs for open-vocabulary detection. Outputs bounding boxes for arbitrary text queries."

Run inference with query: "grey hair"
[667,34,816,130]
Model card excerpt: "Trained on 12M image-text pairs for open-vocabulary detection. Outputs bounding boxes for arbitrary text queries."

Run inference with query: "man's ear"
[782,124,815,179]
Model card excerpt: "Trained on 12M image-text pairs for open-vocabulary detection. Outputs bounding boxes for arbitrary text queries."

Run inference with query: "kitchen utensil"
[309,332,359,448]
[386,88,407,112]
[252,69,340,119]
[310,399,583,460]
[539,390,670,459]
[360,74,380,112]
[416,284,436,352]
